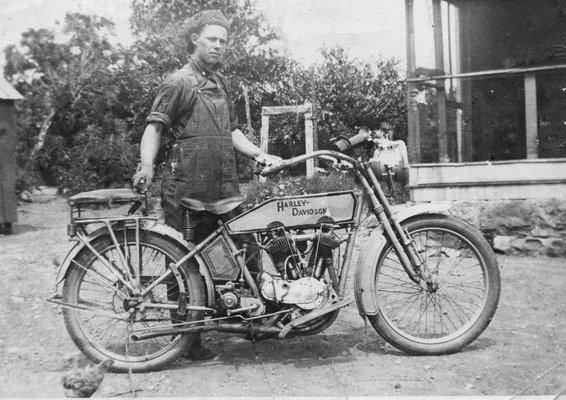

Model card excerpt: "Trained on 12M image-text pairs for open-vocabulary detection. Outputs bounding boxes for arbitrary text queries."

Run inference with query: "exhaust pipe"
[131,323,281,341]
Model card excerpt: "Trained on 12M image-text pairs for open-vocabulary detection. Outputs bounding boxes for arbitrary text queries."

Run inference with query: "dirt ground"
[0,190,564,397]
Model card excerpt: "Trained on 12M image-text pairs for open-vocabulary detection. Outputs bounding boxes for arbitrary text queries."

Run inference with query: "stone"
[530,227,554,238]
[524,238,544,252]
[504,216,531,230]
[416,199,566,257]
[493,236,512,254]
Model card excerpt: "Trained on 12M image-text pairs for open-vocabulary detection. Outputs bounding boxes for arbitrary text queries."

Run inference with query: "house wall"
[458,0,566,72]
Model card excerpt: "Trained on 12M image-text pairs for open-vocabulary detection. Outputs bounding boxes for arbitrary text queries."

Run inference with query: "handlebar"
[260,150,361,177]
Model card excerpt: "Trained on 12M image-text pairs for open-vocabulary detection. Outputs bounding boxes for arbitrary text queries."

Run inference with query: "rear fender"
[53,221,215,307]
[354,202,451,316]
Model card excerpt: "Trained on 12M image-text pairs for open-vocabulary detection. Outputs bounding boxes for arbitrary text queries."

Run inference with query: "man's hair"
[183,10,230,54]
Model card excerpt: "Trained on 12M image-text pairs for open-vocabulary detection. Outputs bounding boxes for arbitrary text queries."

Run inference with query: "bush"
[242,169,408,210]
[52,124,137,195]
[242,171,355,209]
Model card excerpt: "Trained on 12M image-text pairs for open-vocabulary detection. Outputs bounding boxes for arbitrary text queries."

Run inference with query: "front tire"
[62,229,205,372]
[368,217,501,355]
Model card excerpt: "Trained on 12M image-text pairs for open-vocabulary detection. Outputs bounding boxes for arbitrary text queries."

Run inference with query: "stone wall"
[448,199,566,257]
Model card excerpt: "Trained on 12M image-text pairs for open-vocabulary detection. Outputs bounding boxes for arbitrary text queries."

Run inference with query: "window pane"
[469,77,525,161]
[537,71,566,159]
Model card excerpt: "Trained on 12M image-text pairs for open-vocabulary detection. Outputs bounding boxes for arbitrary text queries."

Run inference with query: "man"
[132,10,281,360]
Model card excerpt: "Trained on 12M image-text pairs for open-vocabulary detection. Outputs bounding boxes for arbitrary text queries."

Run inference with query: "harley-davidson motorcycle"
[49,130,501,372]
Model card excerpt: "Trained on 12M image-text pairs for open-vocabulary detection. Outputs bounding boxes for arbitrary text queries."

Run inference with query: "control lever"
[130,177,149,216]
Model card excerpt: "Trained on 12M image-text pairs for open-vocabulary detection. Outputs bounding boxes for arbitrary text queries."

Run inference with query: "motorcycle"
[49,130,501,372]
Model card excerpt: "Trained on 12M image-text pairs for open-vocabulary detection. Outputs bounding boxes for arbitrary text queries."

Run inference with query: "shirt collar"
[189,56,222,79]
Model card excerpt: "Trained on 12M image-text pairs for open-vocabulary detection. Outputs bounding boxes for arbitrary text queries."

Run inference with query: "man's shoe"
[182,345,217,361]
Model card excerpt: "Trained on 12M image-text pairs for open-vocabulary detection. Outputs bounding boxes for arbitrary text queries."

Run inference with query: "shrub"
[242,169,408,210]
[53,124,137,195]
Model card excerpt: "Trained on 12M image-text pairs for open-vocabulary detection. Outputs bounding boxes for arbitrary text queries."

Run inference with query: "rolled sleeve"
[146,83,184,128]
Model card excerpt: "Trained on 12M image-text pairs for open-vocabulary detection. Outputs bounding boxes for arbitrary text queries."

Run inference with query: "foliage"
[312,47,407,147]
[241,171,357,209]
[246,46,407,165]
[49,123,137,195]
[4,13,135,189]
[242,169,408,210]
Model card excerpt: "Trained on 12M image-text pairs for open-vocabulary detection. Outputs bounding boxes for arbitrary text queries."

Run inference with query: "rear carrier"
[66,188,148,237]
[226,191,357,234]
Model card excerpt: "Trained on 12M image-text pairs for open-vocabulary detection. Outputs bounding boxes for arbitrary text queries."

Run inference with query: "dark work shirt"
[147,57,243,214]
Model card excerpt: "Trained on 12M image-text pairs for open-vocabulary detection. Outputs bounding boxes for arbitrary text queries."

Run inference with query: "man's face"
[192,25,228,66]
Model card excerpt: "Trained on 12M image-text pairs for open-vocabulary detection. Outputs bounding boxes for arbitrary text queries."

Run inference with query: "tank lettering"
[291,207,327,216]
[276,199,309,212]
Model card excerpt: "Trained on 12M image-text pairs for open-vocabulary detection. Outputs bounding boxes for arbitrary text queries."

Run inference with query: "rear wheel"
[368,217,500,355]
[62,229,205,372]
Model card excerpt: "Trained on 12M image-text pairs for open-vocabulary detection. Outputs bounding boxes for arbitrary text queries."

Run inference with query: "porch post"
[405,0,421,163]
[524,73,538,159]
[433,0,448,162]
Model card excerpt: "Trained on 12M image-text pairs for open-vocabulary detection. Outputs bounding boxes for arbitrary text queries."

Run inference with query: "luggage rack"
[67,188,152,237]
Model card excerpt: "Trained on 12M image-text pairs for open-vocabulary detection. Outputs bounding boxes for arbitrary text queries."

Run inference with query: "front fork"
[356,166,429,287]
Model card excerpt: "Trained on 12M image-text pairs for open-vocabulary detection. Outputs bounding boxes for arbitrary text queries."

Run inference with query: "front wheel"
[62,229,206,372]
[368,217,501,355]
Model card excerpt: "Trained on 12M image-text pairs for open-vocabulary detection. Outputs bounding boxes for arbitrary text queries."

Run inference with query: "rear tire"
[62,229,205,372]
[368,217,500,355]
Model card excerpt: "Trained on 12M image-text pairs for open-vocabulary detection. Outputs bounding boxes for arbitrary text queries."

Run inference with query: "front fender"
[53,220,215,307]
[354,202,451,316]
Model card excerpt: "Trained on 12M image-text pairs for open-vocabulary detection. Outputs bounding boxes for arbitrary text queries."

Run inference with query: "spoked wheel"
[62,229,205,372]
[368,217,501,355]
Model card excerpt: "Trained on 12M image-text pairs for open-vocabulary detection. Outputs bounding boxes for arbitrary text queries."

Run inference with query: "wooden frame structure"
[260,102,315,181]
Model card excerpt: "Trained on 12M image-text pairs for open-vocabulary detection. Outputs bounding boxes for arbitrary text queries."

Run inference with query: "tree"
[4,13,136,190]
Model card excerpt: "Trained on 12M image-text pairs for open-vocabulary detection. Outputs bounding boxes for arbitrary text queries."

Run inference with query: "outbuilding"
[0,75,23,235]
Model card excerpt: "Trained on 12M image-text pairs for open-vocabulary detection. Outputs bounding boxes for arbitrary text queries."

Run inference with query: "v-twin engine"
[259,227,341,309]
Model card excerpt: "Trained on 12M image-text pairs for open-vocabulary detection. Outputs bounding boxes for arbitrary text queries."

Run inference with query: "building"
[0,75,23,234]
[405,0,566,201]
[404,0,566,256]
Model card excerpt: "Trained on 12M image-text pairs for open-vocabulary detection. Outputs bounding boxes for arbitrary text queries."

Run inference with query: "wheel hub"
[419,276,439,293]
[122,295,152,322]
[123,297,140,312]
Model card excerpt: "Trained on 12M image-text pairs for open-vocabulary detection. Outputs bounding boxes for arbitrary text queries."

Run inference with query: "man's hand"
[132,164,154,190]
[255,153,283,167]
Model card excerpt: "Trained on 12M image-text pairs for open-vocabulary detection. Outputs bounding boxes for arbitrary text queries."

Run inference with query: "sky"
[0,0,434,70]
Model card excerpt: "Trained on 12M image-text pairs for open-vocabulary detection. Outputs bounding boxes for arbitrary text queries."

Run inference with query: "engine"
[260,225,341,309]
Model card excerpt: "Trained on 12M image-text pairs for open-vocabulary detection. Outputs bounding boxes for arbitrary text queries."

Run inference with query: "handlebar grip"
[260,163,288,177]
[134,177,147,194]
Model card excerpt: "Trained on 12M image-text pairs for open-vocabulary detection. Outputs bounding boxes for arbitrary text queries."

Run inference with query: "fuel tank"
[226,191,358,234]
